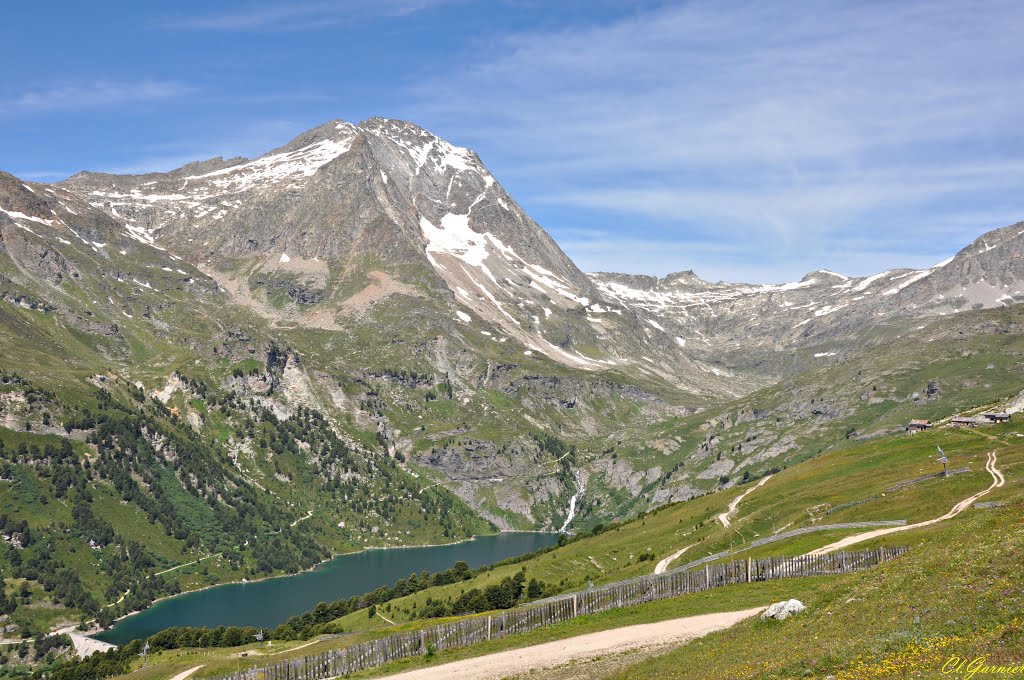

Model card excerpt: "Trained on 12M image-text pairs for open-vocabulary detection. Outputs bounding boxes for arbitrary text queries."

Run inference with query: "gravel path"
[717,475,773,528]
[675,520,905,571]
[806,450,1004,556]
[168,665,205,680]
[376,607,766,680]
[653,543,695,575]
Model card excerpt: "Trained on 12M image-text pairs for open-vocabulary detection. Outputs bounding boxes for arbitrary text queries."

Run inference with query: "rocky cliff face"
[591,221,1024,381]
[4,117,1024,532]
[0,170,219,327]
[60,119,712,388]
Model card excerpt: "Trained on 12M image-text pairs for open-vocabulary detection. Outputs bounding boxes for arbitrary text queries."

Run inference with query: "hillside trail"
[243,635,331,658]
[717,475,773,528]
[806,450,1004,556]
[652,475,772,575]
[653,544,695,575]
[168,665,205,680]
[154,552,221,577]
[373,606,766,680]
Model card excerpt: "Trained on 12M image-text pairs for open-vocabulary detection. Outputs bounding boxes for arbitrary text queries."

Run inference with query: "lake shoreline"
[94,530,558,643]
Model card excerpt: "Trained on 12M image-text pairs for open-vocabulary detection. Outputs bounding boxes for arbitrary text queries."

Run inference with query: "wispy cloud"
[414,0,1024,280]
[90,119,316,176]
[0,80,193,115]
[16,170,72,182]
[164,0,449,31]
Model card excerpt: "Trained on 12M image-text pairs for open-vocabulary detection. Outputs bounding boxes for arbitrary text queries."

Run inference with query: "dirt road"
[168,665,205,680]
[807,450,1004,556]
[653,543,695,575]
[377,606,766,680]
[652,475,773,575]
[718,475,772,528]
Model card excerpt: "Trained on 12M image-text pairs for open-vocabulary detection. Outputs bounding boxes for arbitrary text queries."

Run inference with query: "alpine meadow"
[2,3,1023,679]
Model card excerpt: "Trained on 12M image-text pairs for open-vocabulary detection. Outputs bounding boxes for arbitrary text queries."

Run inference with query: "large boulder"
[761,599,806,620]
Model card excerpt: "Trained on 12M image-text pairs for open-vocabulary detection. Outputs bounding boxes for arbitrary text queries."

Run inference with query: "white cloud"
[0,80,193,115]
[164,0,451,31]
[92,120,315,176]
[412,0,1024,279]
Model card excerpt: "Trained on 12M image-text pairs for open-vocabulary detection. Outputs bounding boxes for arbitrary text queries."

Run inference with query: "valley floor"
[98,422,1023,680]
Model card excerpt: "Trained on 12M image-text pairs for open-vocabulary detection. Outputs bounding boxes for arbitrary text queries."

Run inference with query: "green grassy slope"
[610,305,1024,520]
[611,493,1023,678]
[0,370,489,644]
[91,418,1023,679]
[323,424,1021,633]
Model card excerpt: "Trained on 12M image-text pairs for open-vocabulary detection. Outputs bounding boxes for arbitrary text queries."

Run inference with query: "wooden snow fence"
[209,545,906,680]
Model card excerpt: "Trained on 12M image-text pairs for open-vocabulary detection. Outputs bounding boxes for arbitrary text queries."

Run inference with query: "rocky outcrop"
[56,118,703,385]
[592,221,1024,387]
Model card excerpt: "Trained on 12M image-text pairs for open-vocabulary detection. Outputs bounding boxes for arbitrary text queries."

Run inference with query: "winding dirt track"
[717,475,773,528]
[376,607,766,680]
[653,475,773,575]
[806,451,1004,556]
[653,543,695,575]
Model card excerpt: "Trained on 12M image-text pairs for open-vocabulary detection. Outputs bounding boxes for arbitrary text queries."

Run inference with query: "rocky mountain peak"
[49,118,700,379]
[0,172,124,248]
[44,116,1024,390]
[801,269,848,283]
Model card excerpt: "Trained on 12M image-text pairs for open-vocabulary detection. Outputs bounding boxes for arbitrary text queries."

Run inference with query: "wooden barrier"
[209,545,907,680]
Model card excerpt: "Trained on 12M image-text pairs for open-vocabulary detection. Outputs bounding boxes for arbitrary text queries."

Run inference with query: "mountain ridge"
[57,118,706,387]
[3,115,1024,545]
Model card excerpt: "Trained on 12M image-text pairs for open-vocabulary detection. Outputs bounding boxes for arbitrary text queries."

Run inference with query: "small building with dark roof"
[907,419,933,434]
[981,412,1011,423]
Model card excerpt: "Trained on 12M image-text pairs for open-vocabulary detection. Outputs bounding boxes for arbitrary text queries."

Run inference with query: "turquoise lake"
[96,532,558,645]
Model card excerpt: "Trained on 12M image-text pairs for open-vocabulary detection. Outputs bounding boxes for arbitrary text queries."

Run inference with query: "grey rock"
[761,599,806,620]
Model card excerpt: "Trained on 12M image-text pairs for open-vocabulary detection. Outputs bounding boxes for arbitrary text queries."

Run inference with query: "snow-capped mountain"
[10,116,1023,395]
[591,220,1024,377]
[5,116,1024,532]
[60,118,708,387]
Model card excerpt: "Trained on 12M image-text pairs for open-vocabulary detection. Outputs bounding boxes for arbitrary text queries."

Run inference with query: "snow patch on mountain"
[76,124,359,247]
[882,269,932,296]
[418,212,612,370]
[851,271,891,293]
[182,127,356,193]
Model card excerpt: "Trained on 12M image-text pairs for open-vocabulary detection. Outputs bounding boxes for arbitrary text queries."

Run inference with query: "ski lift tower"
[139,641,150,668]
[937,445,949,477]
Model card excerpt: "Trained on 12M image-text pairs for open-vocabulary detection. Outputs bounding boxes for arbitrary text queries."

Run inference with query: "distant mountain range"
[2,116,1023,545]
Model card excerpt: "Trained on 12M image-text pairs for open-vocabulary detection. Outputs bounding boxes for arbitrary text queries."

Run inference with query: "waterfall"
[559,470,585,533]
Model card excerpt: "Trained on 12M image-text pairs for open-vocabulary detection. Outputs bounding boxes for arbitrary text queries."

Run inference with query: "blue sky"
[3,1,1023,283]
